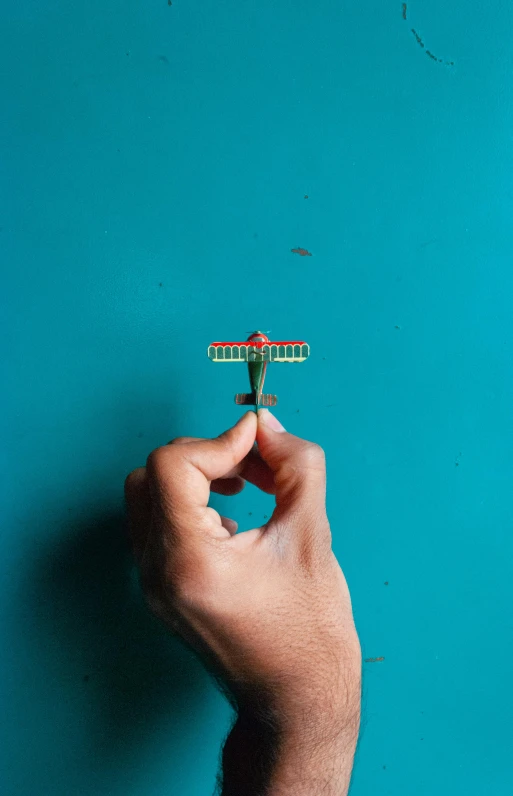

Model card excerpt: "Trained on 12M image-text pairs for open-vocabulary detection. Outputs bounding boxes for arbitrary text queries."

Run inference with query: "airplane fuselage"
[247,331,269,403]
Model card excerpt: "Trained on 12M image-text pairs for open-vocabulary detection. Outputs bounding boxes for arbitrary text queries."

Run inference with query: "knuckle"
[168,435,193,446]
[146,445,176,477]
[298,441,326,470]
[124,469,138,495]
[124,466,147,500]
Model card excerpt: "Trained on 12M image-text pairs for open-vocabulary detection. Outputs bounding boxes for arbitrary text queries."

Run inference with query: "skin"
[125,409,361,795]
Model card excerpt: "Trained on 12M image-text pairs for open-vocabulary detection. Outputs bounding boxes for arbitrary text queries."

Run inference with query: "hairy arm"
[125,410,361,795]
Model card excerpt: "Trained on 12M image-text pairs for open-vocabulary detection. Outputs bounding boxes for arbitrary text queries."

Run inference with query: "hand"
[125,410,361,795]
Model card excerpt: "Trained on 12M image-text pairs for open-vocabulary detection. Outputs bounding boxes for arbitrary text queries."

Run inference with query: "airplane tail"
[235,393,277,407]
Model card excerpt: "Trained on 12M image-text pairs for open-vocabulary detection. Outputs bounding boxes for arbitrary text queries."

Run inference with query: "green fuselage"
[248,360,267,402]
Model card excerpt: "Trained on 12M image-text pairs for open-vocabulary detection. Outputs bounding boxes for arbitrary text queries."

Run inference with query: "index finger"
[168,435,275,495]
[146,411,258,542]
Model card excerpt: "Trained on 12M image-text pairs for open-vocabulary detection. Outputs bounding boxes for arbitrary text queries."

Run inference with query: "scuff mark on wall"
[291,247,312,257]
[404,5,454,66]
[410,27,454,66]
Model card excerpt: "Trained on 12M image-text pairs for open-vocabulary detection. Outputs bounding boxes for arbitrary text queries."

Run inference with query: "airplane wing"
[208,342,310,362]
[268,342,310,362]
[207,342,253,361]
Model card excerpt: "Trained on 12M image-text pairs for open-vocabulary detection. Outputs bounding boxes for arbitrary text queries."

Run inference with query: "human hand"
[125,410,361,795]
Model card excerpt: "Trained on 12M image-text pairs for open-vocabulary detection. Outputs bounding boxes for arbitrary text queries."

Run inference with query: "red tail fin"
[259,394,277,407]
[235,393,254,405]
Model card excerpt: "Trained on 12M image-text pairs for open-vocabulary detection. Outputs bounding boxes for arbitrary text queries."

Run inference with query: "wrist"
[268,711,360,796]
[221,672,361,796]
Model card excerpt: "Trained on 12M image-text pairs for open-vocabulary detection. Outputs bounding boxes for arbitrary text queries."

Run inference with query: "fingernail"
[258,408,286,432]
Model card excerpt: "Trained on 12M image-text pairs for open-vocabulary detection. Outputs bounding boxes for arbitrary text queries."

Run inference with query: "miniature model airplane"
[207,331,310,409]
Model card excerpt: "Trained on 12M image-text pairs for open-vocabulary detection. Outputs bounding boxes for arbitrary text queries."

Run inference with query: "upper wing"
[207,342,253,361]
[268,341,310,362]
[207,342,310,362]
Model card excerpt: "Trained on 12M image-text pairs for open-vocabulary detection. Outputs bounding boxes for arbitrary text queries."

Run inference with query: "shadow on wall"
[10,384,230,794]
[26,509,213,783]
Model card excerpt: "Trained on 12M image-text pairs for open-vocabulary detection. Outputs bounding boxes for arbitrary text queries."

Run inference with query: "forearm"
[220,681,361,796]
[268,724,359,795]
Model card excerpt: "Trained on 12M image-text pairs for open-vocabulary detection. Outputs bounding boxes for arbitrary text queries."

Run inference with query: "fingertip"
[211,475,246,496]
[220,515,238,535]
[218,411,257,447]
[240,410,258,427]
[218,410,256,434]
[258,408,286,432]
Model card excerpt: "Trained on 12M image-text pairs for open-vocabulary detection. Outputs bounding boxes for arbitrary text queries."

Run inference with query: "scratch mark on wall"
[365,657,385,663]
[410,28,454,66]
[402,3,407,21]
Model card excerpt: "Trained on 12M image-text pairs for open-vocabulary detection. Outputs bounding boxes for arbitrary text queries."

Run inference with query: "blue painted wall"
[3,1,513,793]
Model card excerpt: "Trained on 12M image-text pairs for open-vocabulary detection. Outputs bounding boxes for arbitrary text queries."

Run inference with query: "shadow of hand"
[30,510,212,773]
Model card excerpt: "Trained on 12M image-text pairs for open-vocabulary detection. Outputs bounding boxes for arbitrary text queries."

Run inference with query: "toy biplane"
[207,331,310,410]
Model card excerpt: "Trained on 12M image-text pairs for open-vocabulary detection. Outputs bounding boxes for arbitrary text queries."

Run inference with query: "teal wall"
[3,2,513,793]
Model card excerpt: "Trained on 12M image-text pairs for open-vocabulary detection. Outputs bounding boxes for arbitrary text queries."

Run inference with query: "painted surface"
[2,1,513,794]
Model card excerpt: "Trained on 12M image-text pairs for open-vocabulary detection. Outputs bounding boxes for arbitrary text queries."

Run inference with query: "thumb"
[256,409,327,527]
